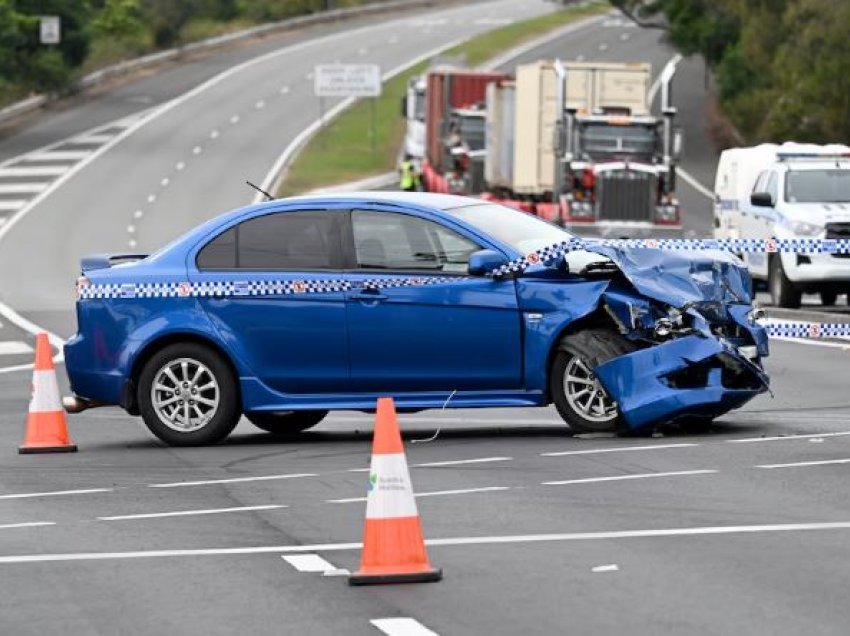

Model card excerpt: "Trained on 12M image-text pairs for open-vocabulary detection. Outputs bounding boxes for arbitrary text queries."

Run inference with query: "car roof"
[282,191,483,211]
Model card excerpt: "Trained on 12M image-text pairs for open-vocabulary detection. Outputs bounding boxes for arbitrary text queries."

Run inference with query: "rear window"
[196,211,341,270]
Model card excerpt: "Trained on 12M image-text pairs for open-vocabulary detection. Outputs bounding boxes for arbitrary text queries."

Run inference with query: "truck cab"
[401,76,427,166]
[714,143,850,307]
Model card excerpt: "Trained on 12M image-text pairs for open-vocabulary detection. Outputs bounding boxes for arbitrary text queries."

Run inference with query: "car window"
[765,172,779,202]
[752,171,769,194]
[196,210,341,270]
[351,210,481,273]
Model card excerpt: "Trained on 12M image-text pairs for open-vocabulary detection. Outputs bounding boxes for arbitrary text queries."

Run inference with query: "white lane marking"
[0,183,47,194]
[769,336,850,350]
[0,302,64,364]
[542,470,718,486]
[542,443,698,457]
[0,200,25,212]
[13,521,850,564]
[327,486,509,504]
[357,47,368,55]
[72,133,114,144]
[0,166,68,177]
[192,146,202,155]
[678,166,714,200]
[756,458,850,470]
[0,488,111,500]
[728,431,850,443]
[371,618,439,636]
[0,362,36,375]
[282,554,337,573]
[99,504,285,521]
[149,473,317,488]
[592,564,619,573]
[598,42,609,51]
[647,53,683,105]
[620,32,630,41]
[413,456,513,467]
[133,209,143,219]
[209,130,220,139]
[279,86,289,95]
[128,238,136,248]
[126,225,135,234]
[0,340,32,356]
[576,54,586,61]
[0,522,55,531]
[161,177,170,187]
[25,150,91,162]
[255,100,266,109]
[146,194,156,203]
[329,416,562,426]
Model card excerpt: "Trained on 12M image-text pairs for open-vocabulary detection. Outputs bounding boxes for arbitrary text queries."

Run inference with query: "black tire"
[246,411,327,435]
[137,343,240,446]
[821,291,838,306]
[550,329,638,434]
[768,257,801,309]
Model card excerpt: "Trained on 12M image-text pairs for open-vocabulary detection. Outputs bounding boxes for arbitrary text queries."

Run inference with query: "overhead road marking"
[282,554,338,573]
[149,473,317,488]
[542,470,718,486]
[0,522,55,531]
[11,521,850,564]
[0,201,26,212]
[0,166,68,178]
[371,618,440,636]
[756,458,850,470]
[98,504,285,521]
[327,486,509,504]
[0,488,111,500]
[542,443,698,457]
[0,183,48,194]
[728,431,850,444]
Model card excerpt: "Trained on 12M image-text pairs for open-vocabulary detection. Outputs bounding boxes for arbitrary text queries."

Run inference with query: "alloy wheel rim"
[563,356,618,423]
[151,357,219,432]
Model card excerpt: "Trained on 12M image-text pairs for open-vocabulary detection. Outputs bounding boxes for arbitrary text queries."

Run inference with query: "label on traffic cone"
[19,333,77,454]
[349,397,441,585]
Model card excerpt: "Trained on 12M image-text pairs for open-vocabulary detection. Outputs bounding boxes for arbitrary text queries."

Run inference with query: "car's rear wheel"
[550,329,637,434]
[769,257,801,308]
[137,343,240,446]
[246,411,327,435]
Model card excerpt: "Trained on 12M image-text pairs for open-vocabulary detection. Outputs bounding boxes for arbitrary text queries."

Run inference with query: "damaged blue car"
[64,192,769,446]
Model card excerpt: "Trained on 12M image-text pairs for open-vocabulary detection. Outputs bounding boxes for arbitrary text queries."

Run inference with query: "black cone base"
[19,444,78,455]
[349,567,442,586]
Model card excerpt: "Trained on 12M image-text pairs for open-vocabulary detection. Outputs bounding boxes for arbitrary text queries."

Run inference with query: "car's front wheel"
[137,343,240,446]
[550,329,636,434]
[246,411,327,436]
[769,257,801,308]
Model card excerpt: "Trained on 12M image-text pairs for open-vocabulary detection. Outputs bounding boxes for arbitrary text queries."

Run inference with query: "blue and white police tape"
[764,322,850,339]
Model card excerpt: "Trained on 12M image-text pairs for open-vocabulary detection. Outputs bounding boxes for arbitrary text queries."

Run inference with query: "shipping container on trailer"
[485,80,516,190]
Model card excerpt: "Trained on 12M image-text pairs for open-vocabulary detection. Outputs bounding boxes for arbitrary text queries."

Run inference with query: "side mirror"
[750,191,774,207]
[468,249,508,276]
[401,96,408,119]
[673,128,684,160]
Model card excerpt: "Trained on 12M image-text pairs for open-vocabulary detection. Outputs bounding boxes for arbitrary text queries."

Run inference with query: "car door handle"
[350,290,387,302]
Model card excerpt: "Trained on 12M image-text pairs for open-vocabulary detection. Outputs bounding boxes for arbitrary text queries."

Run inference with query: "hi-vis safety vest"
[400,161,415,189]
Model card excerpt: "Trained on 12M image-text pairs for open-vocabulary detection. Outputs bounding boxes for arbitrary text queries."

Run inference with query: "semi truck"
[482,60,683,235]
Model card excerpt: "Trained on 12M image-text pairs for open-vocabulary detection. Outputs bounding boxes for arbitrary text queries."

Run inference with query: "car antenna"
[246,180,274,201]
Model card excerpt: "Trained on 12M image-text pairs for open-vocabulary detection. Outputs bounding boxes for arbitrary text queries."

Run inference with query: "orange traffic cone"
[19,333,77,454]
[349,397,441,585]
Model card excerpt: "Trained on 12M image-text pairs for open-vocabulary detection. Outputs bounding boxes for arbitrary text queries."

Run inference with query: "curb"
[0,0,443,128]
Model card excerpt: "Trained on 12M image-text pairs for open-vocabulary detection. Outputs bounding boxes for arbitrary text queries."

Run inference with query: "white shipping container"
[513,61,558,195]
[564,62,650,116]
[485,81,515,189]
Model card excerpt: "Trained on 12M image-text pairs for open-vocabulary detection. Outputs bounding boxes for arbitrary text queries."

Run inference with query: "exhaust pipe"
[62,395,103,414]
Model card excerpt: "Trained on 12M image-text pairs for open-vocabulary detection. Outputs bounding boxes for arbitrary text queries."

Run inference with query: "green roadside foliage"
[278,1,608,196]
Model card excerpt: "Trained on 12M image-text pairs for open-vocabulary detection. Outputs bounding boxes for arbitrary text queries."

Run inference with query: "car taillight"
[654,204,680,225]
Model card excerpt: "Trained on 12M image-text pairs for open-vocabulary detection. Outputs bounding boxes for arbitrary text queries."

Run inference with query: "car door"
[343,207,523,393]
[189,208,349,394]
[743,170,772,277]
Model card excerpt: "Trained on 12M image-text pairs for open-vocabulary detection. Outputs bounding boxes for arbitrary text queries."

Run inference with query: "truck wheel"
[769,257,801,309]
[137,343,240,446]
[550,329,637,434]
[821,291,837,306]
[246,411,327,436]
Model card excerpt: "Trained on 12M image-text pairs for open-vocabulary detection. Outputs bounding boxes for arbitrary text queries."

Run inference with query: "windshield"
[413,89,426,121]
[785,169,850,203]
[458,115,486,151]
[578,123,657,160]
[445,203,572,254]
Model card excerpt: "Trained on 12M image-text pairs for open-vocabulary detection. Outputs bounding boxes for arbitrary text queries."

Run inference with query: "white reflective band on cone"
[30,370,61,413]
[365,453,419,520]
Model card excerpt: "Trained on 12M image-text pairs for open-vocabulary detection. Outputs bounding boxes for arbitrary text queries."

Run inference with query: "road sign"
[314,64,382,98]
[39,16,61,45]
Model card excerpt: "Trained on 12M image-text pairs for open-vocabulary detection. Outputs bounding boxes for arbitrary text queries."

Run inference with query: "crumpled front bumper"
[594,335,769,430]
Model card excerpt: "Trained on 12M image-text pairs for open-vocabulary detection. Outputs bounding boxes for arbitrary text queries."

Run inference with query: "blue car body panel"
[64,192,769,429]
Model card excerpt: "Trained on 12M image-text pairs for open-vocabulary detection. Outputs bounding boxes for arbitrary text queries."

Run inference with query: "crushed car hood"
[565,245,752,309]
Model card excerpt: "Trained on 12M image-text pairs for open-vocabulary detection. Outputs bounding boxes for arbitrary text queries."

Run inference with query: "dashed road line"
[541,443,698,457]
[0,522,56,531]
[756,458,850,470]
[98,504,286,521]
[282,554,338,573]
[728,431,850,444]
[542,470,718,486]
[0,488,112,500]
[327,486,509,504]
[413,456,513,467]
[148,473,317,488]
[371,618,440,636]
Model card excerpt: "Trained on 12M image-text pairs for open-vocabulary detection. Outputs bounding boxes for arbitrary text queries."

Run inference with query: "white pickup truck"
[714,142,850,308]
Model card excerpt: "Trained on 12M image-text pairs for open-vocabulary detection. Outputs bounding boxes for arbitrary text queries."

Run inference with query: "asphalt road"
[1,3,850,635]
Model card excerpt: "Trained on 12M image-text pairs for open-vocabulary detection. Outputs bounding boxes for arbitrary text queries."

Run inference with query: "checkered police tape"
[764,322,850,339]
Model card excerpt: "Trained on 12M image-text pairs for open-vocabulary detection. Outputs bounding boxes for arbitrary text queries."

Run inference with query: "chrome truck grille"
[596,170,655,222]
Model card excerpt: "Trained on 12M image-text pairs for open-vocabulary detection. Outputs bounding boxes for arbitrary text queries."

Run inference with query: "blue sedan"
[64,192,769,446]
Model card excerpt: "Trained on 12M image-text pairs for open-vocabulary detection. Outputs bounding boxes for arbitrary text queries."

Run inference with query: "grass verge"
[278,1,607,196]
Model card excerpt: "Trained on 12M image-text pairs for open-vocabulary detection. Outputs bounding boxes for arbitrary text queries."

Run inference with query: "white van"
[713,142,850,308]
